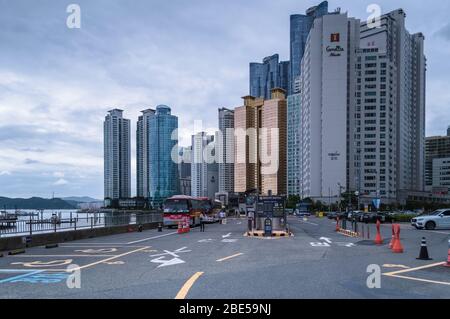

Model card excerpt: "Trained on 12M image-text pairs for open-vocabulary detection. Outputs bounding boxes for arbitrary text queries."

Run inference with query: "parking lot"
[0,216,449,299]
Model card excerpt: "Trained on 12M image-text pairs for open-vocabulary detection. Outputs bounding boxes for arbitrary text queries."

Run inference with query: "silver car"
[411,209,450,230]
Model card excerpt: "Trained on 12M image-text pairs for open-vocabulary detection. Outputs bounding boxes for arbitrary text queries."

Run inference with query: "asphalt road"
[0,216,449,299]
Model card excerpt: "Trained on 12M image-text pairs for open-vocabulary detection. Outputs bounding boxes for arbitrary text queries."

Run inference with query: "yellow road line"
[7,255,117,258]
[383,261,445,276]
[384,274,450,286]
[216,253,244,262]
[175,272,204,299]
[60,245,145,248]
[70,246,150,271]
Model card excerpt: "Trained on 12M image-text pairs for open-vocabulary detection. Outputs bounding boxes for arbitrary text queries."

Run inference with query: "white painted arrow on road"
[319,237,332,244]
[222,233,232,238]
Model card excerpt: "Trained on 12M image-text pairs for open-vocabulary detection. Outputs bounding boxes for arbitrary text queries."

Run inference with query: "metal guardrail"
[0,213,163,238]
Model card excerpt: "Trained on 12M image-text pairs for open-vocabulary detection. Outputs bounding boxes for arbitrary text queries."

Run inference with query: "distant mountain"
[0,197,77,210]
[61,196,101,203]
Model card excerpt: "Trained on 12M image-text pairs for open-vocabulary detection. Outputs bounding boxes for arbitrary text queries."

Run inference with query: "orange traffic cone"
[392,224,404,253]
[185,218,190,233]
[444,240,450,267]
[374,219,383,245]
[177,221,183,234]
[336,217,340,232]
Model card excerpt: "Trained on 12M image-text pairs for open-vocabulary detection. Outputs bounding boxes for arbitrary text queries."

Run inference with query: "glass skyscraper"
[249,54,289,99]
[289,1,328,95]
[147,105,179,205]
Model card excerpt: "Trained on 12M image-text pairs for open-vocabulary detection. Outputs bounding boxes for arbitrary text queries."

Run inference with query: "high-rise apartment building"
[299,9,426,203]
[300,13,359,199]
[217,108,235,193]
[146,105,179,205]
[289,1,328,95]
[136,109,155,198]
[234,88,287,196]
[250,54,289,99]
[425,128,450,190]
[191,132,218,199]
[179,146,192,196]
[432,158,450,193]
[287,1,329,196]
[349,9,426,201]
[104,109,131,200]
[287,93,302,196]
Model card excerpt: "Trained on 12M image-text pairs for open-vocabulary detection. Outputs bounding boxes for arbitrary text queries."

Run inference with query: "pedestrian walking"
[219,210,226,224]
[199,212,206,232]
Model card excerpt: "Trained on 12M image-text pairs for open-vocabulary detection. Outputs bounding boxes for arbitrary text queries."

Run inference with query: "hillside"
[0,197,76,210]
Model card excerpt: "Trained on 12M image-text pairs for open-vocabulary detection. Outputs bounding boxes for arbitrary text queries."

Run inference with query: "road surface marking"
[0,269,47,273]
[12,260,73,268]
[381,224,450,235]
[383,264,410,269]
[69,246,150,271]
[384,274,450,286]
[222,233,232,238]
[8,255,117,258]
[422,230,450,235]
[150,247,191,268]
[59,245,145,248]
[103,261,125,265]
[127,232,177,244]
[319,237,332,243]
[198,239,214,243]
[60,243,129,245]
[216,253,244,262]
[0,270,44,284]
[383,261,445,276]
[175,272,204,299]
[75,248,118,253]
[310,242,330,247]
[221,239,238,243]
[300,220,318,226]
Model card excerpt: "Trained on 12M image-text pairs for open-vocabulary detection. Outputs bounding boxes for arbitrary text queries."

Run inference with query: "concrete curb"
[244,231,294,238]
[337,229,360,238]
[8,249,26,256]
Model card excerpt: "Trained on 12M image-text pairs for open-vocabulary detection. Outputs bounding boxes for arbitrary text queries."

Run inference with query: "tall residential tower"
[104,109,131,200]
[146,105,179,205]
[136,109,155,198]
[217,108,235,194]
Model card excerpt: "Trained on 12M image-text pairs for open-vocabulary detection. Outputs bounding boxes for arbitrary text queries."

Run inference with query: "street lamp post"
[355,191,360,211]
[337,183,344,213]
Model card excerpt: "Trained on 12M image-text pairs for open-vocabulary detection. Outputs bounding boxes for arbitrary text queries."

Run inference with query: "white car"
[411,209,450,230]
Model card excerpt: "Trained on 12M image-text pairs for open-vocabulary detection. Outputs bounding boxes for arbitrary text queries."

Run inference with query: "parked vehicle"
[327,212,337,220]
[411,209,450,230]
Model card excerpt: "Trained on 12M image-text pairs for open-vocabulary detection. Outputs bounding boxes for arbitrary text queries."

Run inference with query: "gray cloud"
[24,159,40,165]
[0,0,449,197]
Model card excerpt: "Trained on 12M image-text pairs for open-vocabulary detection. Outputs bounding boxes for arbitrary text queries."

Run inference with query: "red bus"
[163,195,203,228]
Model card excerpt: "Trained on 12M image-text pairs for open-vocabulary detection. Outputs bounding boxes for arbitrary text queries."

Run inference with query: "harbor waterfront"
[0,209,162,238]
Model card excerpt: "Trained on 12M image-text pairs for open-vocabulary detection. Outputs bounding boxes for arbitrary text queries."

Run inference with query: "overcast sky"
[0,0,449,199]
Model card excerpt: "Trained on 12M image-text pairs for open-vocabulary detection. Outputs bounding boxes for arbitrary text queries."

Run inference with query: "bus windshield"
[163,199,189,213]
[199,200,212,212]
